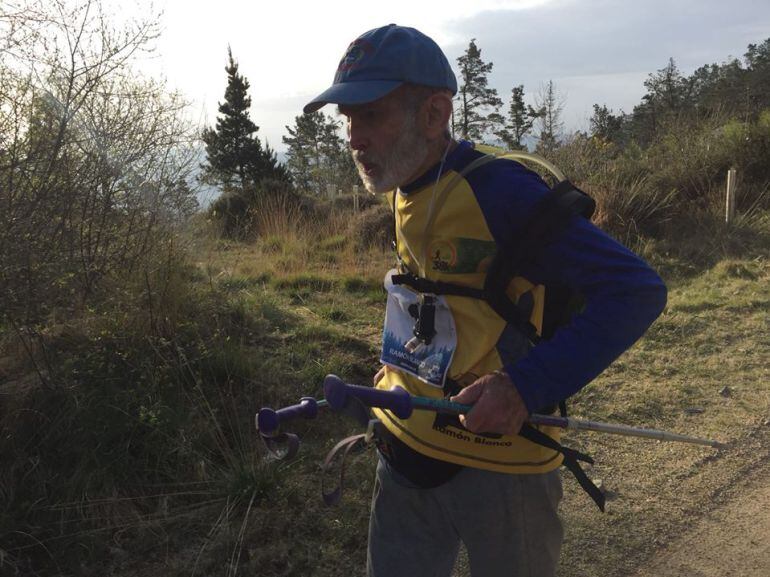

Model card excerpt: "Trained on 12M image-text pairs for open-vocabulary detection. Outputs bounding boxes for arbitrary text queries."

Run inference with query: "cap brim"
[303,80,403,114]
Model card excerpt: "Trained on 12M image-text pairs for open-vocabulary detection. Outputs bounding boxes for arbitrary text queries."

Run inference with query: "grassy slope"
[190,239,769,577]
[165,237,389,576]
[2,225,767,576]
[557,258,770,577]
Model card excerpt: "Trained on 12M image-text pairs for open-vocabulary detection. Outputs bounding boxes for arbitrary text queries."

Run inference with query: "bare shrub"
[349,203,394,251]
[550,132,620,185]
[0,0,199,322]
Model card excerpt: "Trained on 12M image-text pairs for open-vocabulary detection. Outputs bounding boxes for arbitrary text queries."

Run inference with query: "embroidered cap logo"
[337,39,373,73]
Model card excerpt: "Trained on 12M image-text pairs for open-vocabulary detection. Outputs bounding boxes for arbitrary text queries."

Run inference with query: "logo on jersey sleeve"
[429,237,496,274]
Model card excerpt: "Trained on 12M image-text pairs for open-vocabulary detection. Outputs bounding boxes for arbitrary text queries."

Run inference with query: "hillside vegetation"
[2,3,769,576]
[1,206,768,576]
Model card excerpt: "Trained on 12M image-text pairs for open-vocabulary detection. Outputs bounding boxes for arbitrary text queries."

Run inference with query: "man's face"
[339,89,429,193]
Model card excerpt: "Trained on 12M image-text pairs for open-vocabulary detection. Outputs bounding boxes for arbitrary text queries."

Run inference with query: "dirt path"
[630,462,770,577]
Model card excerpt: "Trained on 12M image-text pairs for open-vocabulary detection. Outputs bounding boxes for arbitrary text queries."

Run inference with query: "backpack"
[384,149,606,510]
[390,148,596,367]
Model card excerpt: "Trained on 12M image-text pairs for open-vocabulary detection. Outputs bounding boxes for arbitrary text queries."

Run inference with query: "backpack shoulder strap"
[482,178,594,343]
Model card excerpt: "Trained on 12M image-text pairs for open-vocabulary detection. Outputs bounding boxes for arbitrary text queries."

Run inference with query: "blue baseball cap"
[303,24,457,114]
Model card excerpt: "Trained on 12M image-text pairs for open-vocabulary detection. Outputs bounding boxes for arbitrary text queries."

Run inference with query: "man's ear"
[424,92,453,139]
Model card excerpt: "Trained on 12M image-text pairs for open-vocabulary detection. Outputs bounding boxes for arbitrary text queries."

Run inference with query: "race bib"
[380,269,457,388]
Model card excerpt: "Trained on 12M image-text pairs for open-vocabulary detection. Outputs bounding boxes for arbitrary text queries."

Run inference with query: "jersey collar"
[399,140,474,195]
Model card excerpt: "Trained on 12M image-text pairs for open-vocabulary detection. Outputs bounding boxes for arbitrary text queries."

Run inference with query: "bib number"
[380,269,457,388]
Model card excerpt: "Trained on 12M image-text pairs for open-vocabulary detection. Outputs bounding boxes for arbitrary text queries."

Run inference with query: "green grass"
[318,234,348,251]
[556,257,770,577]
[272,273,338,292]
[2,221,768,576]
[219,272,273,291]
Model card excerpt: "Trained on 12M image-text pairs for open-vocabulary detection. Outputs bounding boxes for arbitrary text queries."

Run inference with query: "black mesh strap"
[391,273,486,299]
[392,272,541,344]
[550,180,596,218]
[481,256,542,344]
[519,423,606,511]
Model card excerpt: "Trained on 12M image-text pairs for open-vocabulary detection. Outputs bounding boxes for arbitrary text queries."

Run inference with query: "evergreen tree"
[589,104,624,142]
[454,39,503,141]
[495,85,542,150]
[643,58,691,114]
[535,80,564,155]
[283,111,356,194]
[680,38,770,121]
[629,58,693,144]
[744,38,770,113]
[688,58,744,115]
[201,47,289,191]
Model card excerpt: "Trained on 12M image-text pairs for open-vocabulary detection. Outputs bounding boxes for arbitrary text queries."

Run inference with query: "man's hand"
[450,371,529,436]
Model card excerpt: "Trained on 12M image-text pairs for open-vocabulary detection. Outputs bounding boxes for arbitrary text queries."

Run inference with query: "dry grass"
[181,217,768,577]
[2,182,768,575]
[554,257,770,577]
[587,175,677,239]
[194,198,393,292]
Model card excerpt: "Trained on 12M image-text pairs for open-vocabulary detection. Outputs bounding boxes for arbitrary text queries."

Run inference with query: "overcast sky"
[126,0,770,152]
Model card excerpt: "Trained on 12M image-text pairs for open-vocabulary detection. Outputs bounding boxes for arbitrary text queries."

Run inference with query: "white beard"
[352,111,429,194]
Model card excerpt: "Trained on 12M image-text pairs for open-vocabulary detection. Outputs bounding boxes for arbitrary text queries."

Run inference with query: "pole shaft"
[530,415,724,448]
[409,396,724,448]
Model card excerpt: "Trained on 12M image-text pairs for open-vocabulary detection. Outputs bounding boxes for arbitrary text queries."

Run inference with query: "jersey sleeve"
[468,160,668,413]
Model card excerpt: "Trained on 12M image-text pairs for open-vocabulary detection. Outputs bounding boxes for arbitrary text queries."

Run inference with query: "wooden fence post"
[725,168,736,224]
[353,184,359,212]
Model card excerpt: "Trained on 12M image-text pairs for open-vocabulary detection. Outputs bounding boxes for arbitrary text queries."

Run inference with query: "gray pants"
[367,459,563,577]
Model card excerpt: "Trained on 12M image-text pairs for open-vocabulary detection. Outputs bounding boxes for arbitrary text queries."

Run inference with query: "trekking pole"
[256,375,725,452]
[320,375,726,449]
[256,397,321,436]
[525,414,725,449]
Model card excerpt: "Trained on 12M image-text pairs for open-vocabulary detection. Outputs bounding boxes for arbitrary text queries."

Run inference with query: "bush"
[209,180,301,240]
[548,110,770,245]
[210,189,252,238]
[586,175,676,239]
[0,264,301,573]
[0,6,198,324]
[349,203,394,251]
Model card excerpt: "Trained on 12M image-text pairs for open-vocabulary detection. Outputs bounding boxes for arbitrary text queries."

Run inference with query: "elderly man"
[304,24,666,577]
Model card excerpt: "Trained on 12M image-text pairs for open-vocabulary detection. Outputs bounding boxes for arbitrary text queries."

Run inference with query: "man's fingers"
[454,374,528,436]
[460,393,494,433]
[450,381,485,404]
[453,381,490,432]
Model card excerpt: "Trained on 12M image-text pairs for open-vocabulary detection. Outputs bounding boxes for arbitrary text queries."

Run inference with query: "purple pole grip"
[256,397,318,435]
[323,374,413,419]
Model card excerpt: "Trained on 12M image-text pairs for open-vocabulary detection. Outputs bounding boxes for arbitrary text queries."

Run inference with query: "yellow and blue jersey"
[373,140,667,474]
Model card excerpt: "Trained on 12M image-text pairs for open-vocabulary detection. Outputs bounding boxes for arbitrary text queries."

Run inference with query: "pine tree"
[454,39,503,141]
[495,85,542,150]
[535,80,564,155]
[283,111,356,194]
[589,104,624,142]
[629,58,693,144]
[643,58,691,114]
[201,47,289,191]
[744,38,770,114]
